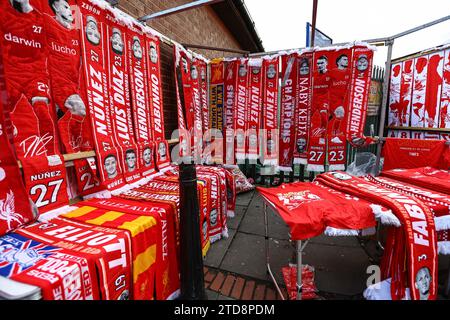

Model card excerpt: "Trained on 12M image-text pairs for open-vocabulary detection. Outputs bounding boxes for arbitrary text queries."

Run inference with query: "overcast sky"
[243,0,450,68]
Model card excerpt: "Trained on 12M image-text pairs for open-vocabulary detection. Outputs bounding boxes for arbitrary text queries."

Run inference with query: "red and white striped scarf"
[278,53,298,172]
[235,58,249,162]
[208,59,225,163]
[224,60,238,165]
[247,58,263,161]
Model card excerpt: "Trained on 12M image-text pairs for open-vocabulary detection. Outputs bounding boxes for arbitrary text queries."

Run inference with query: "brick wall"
[118,0,244,138]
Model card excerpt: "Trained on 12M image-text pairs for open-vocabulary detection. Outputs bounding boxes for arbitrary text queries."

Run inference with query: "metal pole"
[139,0,225,22]
[374,40,394,175]
[179,162,207,300]
[310,0,319,47]
[390,15,450,40]
[296,240,302,300]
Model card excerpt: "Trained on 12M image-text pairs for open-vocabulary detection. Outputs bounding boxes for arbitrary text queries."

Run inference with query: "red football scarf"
[20,155,69,214]
[388,62,403,127]
[127,23,156,177]
[440,49,450,129]
[346,45,375,148]
[17,217,132,300]
[261,56,279,166]
[316,172,437,300]
[198,60,209,133]
[224,60,238,165]
[411,56,428,127]
[382,138,448,170]
[424,51,444,128]
[235,59,249,162]
[247,58,263,161]
[382,167,450,195]
[191,57,205,161]
[0,0,59,158]
[145,34,171,170]
[257,181,375,240]
[105,16,142,185]
[327,48,353,171]
[278,53,298,172]
[307,49,332,172]
[0,72,36,235]
[1,233,98,300]
[63,205,158,300]
[399,59,414,127]
[293,51,313,165]
[41,0,101,198]
[80,1,125,191]
[208,59,225,163]
[80,197,180,300]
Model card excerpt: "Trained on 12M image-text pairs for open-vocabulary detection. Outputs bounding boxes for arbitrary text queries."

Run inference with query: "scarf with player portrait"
[316,172,437,300]
[80,1,125,192]
[224,60,238,165]
[17,216,133,300]
[346,45,375,148]
[261,56,280,166]
[278,53,298,172]
[247,58,263,161]
[127,22,157,177]
[327,47,353,171]
[190,56,205,162]
[144,34,171,170]
[307,49,332,172]
[235,58,249,162]
[293,50,313,165]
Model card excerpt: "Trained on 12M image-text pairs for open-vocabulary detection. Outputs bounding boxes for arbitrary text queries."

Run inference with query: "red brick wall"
[118,0,244,138]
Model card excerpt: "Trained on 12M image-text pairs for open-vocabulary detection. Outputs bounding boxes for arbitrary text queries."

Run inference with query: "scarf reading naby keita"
[0,233,98,300]
[346,45,375,148]
[17,216,133,300]
[80,1,125,191]
[223,60,238,165]
[316,172,437,300]
[247,58,263,161]
[327,47,353,171]
[127,23,157,177]
[261,56,280,166]
[235,59,249,162]
[293,51,313,165]
[307,49,332,172]
[79,197,180,300]
[278,53,298,172]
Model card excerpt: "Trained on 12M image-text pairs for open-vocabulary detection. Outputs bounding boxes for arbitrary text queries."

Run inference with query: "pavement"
[203,190,450,300]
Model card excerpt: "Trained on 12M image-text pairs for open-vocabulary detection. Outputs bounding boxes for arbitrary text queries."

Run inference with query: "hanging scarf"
[127,23,156,177]
[0,233,98,300]
[307,49,332,172]
[191,57,205,161]
[400,59,414,127]
[235,58,249,162]
[261,56,280,166]
[80,1,125,191]
[17,216,133,300]
[208,59,225,163]
[247,58,263,161]
[424,51,444,128]
[388,62,403,127]
[278,53,298,172]
[327,47,353,171]
[80,197,180,300]
[198,60,209,133]
[411,56,428,127]
[440,49,450,129]
[346,45,375,148]
[316,172,437,300]
[224,60,238,165]
[293,50,313,165]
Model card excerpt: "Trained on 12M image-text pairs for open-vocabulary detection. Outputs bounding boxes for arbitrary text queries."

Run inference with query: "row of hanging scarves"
[205,43,375,172]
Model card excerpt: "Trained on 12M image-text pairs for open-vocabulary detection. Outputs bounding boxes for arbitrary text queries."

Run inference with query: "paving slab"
[220,232,292,284]
[204,229,237,268]
[302,242,372,296]
[206,289,219,300]
[217,294,235,300]
[308,234,362,248]
[236,191,255,206]
[227,205,246,230]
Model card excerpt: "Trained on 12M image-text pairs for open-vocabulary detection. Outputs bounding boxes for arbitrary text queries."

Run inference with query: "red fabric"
[346,45,374,148]
[293,51,313,165]
[208,60,225,163]
[246,59,263,161]
[20,155,69,214]
[261,56,279,166]
[198,60,209,133]
[440,49,450,129]
[382,138,449,170]
[424,52,444,128]
[223,60,238,165]
[388,62,403,127]
[327,48,353,171]
[17,217,132,300]
[83,197,180,299]
[190,57,205,160]
[282,264,318,300]
[316,172,437,300]
[382,167,450,195]
[411,56,428,127]
[257,181,375,240]
[235,59,249,161]
[278,54,298,171]
[0,0,59,157]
